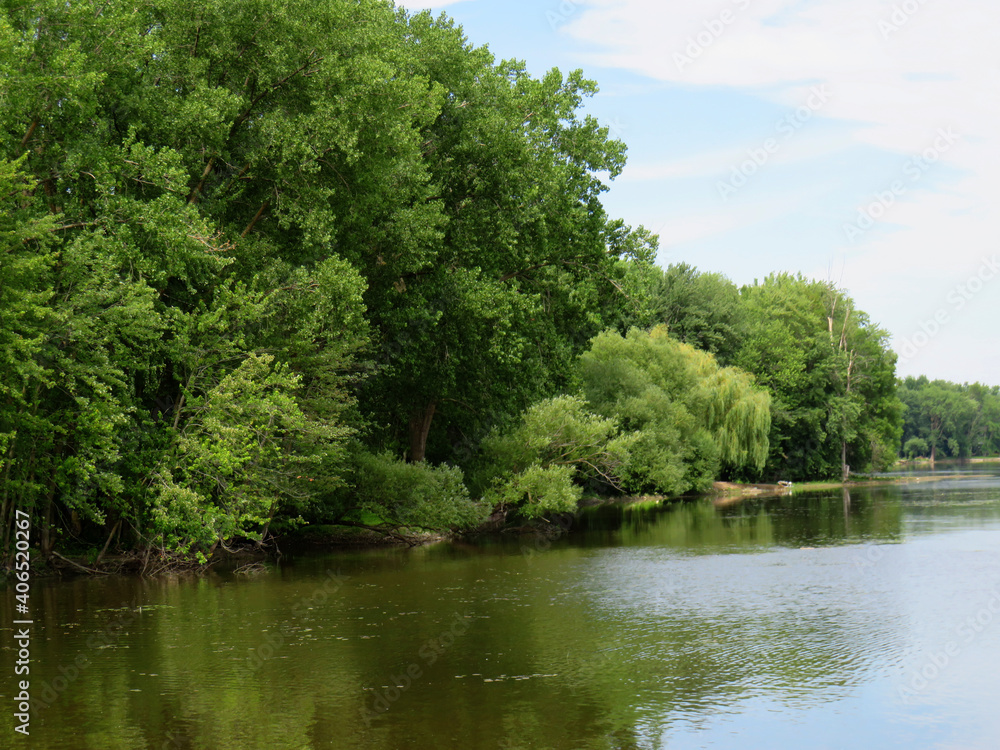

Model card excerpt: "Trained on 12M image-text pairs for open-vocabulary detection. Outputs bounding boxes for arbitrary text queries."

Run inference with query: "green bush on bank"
[351,451,488,531]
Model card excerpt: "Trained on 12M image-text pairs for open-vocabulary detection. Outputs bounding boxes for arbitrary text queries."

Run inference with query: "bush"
[903,437,929,459]
[351,451,488,531]
[478,395,634,518]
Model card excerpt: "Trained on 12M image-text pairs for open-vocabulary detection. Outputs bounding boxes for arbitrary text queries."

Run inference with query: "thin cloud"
[562,0,999,381]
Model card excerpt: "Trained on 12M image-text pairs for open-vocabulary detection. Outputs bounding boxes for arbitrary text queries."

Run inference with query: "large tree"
[1,0,414,556]
[1,0,653,557]
[614,261,746,365]
[734,275,902,481]
[898,377,983,461]
[359,14,655,464]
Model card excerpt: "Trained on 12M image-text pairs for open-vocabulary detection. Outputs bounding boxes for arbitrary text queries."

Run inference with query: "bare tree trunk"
[408,401,437,463]
[95,519,122,566]
[40,483,56,556]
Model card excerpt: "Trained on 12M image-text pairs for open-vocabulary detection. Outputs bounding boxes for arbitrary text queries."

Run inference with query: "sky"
[396,0,999,386]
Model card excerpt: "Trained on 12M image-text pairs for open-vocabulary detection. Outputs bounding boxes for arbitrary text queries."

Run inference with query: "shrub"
[352,451,488,530]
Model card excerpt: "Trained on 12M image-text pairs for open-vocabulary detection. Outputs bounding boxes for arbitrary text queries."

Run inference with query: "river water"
[4,467,1000,749]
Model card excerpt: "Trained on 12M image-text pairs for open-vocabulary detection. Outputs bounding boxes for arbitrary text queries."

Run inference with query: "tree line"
[899,377,1000,461]
[0,0,962,564]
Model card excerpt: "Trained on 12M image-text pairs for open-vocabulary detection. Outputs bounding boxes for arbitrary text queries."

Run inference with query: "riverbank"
[894,456,1000,467]
[15,469,996,577]
[709,472,979,504]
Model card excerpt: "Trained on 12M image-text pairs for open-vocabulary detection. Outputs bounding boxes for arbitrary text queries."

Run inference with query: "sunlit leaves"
[479,395,633,516]
[734,274,902,479]
[580,327,771,494]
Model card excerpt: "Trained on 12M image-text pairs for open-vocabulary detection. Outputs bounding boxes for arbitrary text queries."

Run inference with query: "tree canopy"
[899,377,1000,461]
[0,0,655,559]
[0,0,951,564]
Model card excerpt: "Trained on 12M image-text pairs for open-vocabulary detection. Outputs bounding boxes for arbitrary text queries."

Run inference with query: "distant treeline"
[899,378,1000,460]
[0,0,955,564]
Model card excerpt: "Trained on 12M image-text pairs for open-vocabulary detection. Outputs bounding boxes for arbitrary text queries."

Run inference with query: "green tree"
[0,157,57,555]
[614,261,745,365]
[2,0,385,556]
[734,275,901,481]
[899,378,978,461]
[358,14,655,464]
[965,383,1000,456]
[578,327,770,495]
[477,395,634,518]
[903,437,929,459]
[1,0,652,556]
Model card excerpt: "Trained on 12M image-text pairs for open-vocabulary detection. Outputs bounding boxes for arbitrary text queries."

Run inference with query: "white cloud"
[565,0,1000,381]
[565,0,999,151]
[620,129,854,182]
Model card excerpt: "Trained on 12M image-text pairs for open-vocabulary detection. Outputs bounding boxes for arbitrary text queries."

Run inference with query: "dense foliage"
[578,327,770,494]
[619,267,904,482]
[0,0,951,564]
[733,274,903,482]
[0,0,652,558]
[899,377,1000,460]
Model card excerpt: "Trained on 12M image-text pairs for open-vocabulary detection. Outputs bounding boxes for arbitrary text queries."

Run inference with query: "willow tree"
[696,365,772,472]
[578,327,771,495]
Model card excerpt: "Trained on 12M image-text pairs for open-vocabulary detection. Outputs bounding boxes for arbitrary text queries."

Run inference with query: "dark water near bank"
[4,468,1000,749]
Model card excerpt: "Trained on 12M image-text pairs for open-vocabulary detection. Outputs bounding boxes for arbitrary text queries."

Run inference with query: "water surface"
[4,468,1000,749]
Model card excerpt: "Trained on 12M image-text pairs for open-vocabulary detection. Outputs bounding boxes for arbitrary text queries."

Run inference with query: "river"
[4,467,1000,749]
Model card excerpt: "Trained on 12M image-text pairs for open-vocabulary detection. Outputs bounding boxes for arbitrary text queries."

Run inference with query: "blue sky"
[397,0,1000,386]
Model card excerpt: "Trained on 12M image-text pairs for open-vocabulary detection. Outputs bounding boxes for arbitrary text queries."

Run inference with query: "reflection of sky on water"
[13,475,1000,749]
[573,484,1000,750]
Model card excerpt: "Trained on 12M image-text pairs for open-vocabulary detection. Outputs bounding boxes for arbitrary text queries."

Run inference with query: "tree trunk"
[930,441,936,466]
[408,401,437,463]
[95,519,121,566]
[40,483,56,556]
[841,440,849,483]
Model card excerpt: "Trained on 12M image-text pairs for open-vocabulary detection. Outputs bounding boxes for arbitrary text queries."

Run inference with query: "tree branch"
[241,200,270,237]
[20,120,38,150]
[227,51,323,141]
[49,549,110,575]
[498,255,588,283]
[187,155,215,204]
